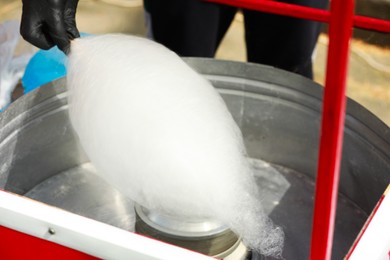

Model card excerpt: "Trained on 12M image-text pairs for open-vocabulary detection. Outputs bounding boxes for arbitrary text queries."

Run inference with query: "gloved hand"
[20,0,80,54]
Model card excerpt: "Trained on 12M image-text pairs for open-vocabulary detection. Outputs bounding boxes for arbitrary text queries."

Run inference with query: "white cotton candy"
[66,34,284,256]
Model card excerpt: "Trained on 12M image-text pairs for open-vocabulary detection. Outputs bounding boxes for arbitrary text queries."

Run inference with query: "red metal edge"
[355,15,390,34]
[205,0,390,33]
[206,0,330,23]
[0,225,99,260]
[344,193,386,259]
[310,0,355,259]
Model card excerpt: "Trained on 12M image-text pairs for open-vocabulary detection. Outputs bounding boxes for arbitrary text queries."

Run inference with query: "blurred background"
[1,0,389,125]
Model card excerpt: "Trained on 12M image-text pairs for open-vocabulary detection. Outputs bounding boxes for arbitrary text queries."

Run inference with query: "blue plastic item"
[22,33,90,94]
[22,46,67,94]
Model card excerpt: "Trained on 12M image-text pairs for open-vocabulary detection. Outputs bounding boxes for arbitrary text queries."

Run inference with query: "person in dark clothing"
[19,0,328,79]
[144,0,328,79]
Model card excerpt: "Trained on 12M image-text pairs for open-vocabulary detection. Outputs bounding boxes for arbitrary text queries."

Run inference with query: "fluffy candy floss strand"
[66,34,284,256]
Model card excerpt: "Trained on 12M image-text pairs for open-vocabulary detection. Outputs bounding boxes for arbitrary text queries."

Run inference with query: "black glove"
[20,0,80,54]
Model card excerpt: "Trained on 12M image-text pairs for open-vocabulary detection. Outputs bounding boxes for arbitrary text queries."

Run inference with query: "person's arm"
[20,0,80,54]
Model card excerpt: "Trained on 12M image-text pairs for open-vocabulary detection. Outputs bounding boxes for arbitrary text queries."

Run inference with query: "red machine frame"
[205,0,390,259]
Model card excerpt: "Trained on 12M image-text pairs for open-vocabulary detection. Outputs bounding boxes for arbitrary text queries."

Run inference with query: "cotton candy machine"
[0,58,389,259]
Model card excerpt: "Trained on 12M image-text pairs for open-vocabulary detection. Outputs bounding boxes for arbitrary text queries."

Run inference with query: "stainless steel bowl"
[135,204,240,257]
[0,58,389,259]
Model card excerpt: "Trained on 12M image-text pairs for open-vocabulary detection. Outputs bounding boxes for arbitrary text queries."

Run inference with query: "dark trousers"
[146,0,328,79]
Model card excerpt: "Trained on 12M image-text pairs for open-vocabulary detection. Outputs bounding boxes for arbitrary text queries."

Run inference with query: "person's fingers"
[65,19,80,40]
[20,15,55,50]
[46,11,71,53]
[65,0,80,39]
[68,0,80,10]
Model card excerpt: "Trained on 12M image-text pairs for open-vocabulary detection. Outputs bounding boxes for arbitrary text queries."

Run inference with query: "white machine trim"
[0,190,213,260]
